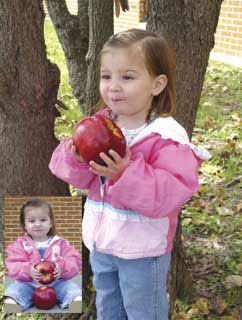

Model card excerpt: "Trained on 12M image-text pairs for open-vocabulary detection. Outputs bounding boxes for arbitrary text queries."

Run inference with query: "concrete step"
[4,274,82,314]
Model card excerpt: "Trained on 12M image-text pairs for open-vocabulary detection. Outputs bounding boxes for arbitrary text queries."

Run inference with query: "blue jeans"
[90,249,171,320]
[5,279,81,311]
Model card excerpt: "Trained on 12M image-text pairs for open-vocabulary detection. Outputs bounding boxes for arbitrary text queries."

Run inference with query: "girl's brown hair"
[20,199,57,237]
[97,28,176,120]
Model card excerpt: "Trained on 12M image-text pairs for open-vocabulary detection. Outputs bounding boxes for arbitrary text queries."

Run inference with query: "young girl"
[5,199,82,312]
[49,29,210,319]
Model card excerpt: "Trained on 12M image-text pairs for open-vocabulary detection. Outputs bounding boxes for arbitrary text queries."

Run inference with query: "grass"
[0,19,241,320]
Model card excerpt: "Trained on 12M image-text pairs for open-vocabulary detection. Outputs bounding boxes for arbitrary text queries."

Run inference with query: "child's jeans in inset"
[5,278,81,311]
[90,248,171,320]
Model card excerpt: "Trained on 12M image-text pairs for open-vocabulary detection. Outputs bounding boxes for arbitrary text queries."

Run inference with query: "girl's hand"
[30,266,42,282]
[89,148,131,182]
[69,139,85,163]
[53,263,62,280]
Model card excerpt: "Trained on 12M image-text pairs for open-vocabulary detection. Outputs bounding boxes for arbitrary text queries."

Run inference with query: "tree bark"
[146,0,222,312]
[45,0,89,109]
[84,0,114,116]
[0,1,69,249]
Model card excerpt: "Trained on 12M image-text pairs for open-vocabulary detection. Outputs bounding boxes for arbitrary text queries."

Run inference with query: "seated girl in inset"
[5,198,82,312]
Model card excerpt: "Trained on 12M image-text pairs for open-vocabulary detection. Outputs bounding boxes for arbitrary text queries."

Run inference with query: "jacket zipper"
[93,176,105,246]
[42,237,58,261]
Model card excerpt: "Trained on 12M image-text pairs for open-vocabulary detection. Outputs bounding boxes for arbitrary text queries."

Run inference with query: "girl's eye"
[123,75,134,80]
[101,74,111,80]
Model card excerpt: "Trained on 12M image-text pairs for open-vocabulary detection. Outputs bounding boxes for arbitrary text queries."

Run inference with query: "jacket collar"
[130,116,211,161]
[22,233,61,246]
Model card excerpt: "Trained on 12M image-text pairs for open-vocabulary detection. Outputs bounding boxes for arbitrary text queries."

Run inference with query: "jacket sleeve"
[49,138,96,189]
[5,241,35,281]
[56,240,82,280]
[108,140,202,218]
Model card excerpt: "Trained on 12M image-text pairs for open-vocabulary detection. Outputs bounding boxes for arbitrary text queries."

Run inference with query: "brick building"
[211,0,242,65]
[3,196,82,259]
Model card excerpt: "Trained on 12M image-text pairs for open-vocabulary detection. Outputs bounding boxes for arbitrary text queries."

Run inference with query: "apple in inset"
[72,115,126,165]
[32,286,56,309]
[34,260,55,284]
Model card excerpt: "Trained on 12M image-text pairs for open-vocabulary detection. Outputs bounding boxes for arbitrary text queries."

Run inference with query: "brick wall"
[213,0,242,58]
[3,196,82,259]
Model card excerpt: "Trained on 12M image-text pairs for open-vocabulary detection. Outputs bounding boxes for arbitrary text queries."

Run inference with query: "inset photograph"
[3,196,82,314]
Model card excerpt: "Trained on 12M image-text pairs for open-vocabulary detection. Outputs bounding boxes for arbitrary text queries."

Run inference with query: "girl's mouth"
[110,98,125,103]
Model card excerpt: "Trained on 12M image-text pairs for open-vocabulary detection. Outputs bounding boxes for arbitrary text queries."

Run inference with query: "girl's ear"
[152,74,168,96]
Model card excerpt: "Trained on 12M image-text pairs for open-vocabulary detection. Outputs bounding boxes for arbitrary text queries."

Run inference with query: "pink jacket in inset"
[5,234,82,282]
[49,111,211,259]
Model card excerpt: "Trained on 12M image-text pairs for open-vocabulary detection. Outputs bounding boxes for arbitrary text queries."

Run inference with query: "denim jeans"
[90,249,171,320]
[5,278,81,311]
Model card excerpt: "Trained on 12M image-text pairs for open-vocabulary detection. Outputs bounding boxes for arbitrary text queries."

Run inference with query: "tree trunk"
[45,0,89,109]
[84,0,114,115]
[0,1,69,250]
[45,0,113,117]
[146,0,222,312]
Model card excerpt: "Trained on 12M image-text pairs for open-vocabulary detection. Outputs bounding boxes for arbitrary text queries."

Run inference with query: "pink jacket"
[5,234,82,282]
[49,111,210,259]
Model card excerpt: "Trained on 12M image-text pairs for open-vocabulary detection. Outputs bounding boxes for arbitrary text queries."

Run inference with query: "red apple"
[34,260,55,284]
[72,115,126,165]
[32,286,56,309]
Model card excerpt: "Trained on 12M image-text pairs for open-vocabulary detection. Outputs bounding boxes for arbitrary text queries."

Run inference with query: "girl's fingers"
[89,161,106,174]
[100,152,117,168]
[89,148,130,180]
[108,150,121,163]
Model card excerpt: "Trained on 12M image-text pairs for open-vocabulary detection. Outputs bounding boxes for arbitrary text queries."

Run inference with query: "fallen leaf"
[224,275,242,289]
[217,207,234,216]
[187,307,200,317]
[197,134,204,142]
[236,203,242,213]
[211,298,228,315]
[172,312,191,320]
[195,298,210,315]
[231,308,242,320]
[237,263,242,273]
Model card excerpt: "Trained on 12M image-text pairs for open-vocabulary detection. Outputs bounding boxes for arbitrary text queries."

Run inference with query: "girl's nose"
[109,81,121,92]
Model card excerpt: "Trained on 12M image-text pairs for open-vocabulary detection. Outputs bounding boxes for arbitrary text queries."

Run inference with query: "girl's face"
[24,207,52,241]
[100,46,166,128]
